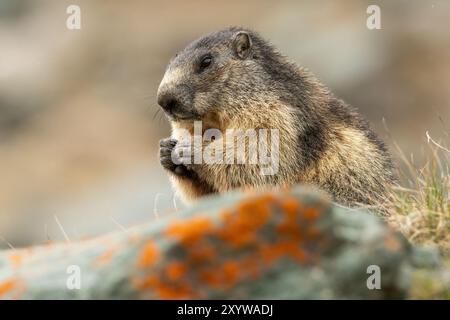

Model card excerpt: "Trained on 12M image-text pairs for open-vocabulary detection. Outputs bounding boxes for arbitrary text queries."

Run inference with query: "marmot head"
[157,27,289,124]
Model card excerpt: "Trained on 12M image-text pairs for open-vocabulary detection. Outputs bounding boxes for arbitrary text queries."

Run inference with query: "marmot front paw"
[159,138,198,179]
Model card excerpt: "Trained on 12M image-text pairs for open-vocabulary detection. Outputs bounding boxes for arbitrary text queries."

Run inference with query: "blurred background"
[0,0,448,248]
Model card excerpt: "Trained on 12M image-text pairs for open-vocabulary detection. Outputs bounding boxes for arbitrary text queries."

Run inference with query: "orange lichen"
[385,235,401,252]
[236,198,271,221]
[199,269,222,288]
[303,207,321,220]
[218,197,271,248]
[9,254,22,268]
[137,275,158,289]
[222,261,239,285]
[198,261,240,290]
[240,255,261,279]
[280,197,301,216]
[277,214,301,241]
[256,193,277,205]
[165,262,187,281]
[139,275,194,299]
[166,217,215,246]
[189,242,216,263]
[0,279,15,298]
[260,242,307,265]
[305,226,321,240]
[156,282,194,299]
[276,223,302,241]
[94,246,118,267]
[218,228,258,248]
[134,192,325,297]
[138,241,159,268]
[276,197,305,242]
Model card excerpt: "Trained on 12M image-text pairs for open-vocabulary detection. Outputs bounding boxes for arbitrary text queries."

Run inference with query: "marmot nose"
[157,92,181,113]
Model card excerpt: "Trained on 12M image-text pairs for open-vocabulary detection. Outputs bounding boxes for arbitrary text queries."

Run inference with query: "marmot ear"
[232,31,252,59]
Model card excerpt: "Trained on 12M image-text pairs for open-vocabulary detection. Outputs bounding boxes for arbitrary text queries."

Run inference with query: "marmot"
[157,27,395,207]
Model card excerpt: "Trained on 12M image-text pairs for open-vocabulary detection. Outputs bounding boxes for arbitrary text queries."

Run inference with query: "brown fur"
[157,28,395,207]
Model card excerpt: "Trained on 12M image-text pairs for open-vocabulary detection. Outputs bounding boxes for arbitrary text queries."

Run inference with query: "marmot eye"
[199,55,212,70]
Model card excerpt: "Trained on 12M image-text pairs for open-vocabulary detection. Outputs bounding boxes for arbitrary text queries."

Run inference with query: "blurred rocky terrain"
[0,0,449,247]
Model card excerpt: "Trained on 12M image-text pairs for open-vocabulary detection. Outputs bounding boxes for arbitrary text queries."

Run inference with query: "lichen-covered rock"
[0,186,446,299]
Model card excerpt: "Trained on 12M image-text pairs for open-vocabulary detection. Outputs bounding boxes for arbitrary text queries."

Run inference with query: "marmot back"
[157,27,395,207]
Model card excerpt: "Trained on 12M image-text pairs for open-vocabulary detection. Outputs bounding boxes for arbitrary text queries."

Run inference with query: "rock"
[0,186,445,299]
